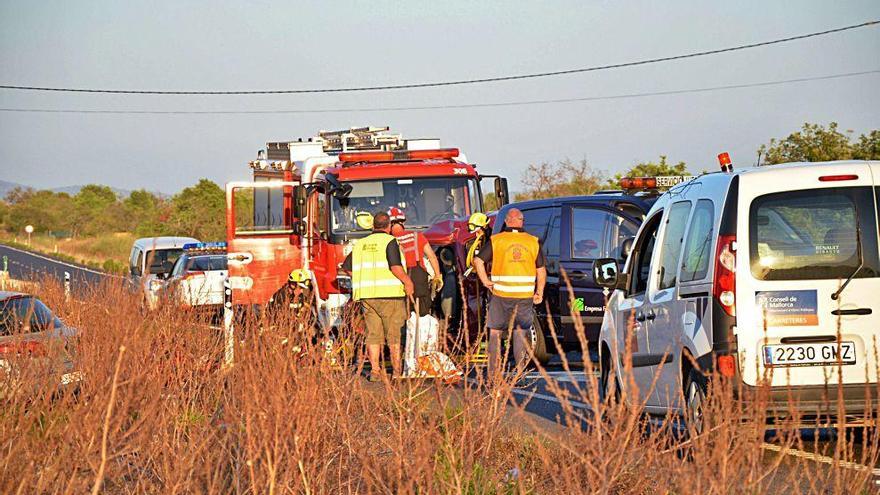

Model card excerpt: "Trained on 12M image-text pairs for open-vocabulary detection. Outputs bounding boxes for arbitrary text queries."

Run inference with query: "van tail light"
[0,340,47,356]
[713,234,737,317]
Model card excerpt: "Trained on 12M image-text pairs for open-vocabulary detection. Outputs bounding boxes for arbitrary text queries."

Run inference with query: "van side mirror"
[494,177,509,207]
[593,258,620,289]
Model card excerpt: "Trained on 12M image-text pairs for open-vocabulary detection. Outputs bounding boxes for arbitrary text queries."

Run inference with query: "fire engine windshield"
[332,177,478,233]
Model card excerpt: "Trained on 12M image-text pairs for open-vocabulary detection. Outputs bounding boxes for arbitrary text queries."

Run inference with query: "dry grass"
[1,278,878,494]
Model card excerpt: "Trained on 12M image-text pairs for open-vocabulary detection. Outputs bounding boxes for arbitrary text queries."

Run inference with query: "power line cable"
[0,69,876,115]
[0,20,877,95]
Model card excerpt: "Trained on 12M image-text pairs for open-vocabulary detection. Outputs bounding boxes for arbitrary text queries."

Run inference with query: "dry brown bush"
[1,278,878,494]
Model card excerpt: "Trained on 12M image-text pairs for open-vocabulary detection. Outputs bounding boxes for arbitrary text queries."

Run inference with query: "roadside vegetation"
[1,277,877,493]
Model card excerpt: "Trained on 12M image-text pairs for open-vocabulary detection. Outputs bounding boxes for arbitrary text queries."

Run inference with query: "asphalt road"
[0,243,116,291]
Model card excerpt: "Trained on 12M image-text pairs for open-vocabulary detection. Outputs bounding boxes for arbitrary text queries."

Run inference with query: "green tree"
[515,158,606,201]
[853,130,880,160]
[123,189,163,234]
[757,122,857,165]
[71,185,121,237]
[166,179,226,240]
[606,155,689,188]
[4,188,75,235]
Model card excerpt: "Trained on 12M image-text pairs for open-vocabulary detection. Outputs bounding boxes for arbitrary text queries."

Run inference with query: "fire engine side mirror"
[293,185,307,220]
[494,177,509,207]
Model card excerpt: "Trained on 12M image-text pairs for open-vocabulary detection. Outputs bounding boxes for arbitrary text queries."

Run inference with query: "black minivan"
[492,194,656,356]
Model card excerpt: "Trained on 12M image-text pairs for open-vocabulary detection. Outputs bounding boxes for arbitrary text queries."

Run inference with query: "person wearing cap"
[342,211,414,381]
[388,206,441,317]
[472,208,546,379]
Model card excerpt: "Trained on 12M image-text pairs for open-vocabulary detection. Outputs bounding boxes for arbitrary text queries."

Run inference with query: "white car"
[593,160,879,428]
[161,243,228,311]
[129,236,200,309]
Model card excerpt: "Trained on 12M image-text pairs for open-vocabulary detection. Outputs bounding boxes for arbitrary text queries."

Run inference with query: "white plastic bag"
[403,313,439,375]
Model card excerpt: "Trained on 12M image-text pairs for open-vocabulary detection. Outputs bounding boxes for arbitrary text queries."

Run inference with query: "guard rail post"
[223,276,234,368]
[64,271,71,302]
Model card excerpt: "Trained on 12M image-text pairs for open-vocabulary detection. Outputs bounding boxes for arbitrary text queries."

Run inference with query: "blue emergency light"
[183,241,227,251]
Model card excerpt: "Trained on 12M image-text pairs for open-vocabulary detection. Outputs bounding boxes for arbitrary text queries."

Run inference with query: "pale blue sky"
[1,1,878,193]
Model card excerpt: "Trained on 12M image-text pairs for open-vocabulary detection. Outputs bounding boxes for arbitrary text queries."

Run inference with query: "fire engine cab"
[225,126,509,330]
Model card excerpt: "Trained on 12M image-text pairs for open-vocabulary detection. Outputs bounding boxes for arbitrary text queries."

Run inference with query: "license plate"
[763,342,856,367]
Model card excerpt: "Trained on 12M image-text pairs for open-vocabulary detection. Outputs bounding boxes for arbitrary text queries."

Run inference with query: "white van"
[129,236,199,309]
[593,160,879,427]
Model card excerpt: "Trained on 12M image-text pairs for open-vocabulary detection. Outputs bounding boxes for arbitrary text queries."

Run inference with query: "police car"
[593,157,880,428]
[160,242,229,312]
[491,192,658,362]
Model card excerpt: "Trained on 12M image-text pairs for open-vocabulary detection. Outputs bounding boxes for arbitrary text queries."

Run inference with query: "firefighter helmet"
[467,212,489,232]
[288,268,311,284]
[388,206,406,224]
[355,211,374,230]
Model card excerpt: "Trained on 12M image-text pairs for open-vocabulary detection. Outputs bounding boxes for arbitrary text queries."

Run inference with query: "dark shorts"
[487,295,534,330]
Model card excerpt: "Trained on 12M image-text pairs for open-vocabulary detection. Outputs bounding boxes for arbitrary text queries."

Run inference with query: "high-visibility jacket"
[489,231,539,299]
[394,229,426,269]
[351,232,406,300]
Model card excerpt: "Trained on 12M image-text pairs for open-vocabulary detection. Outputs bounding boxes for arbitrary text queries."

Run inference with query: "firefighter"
[464,212,491,275]
[342,211,414,381]
[388,207,442,316]
[472,208,547,379]
[267,268,315,321]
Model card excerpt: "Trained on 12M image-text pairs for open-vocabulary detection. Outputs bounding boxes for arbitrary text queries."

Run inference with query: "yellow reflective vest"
[489,230,539,299]
[351,232,406,300]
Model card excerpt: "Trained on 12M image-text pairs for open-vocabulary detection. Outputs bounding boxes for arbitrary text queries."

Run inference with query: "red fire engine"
[225,126,509,336]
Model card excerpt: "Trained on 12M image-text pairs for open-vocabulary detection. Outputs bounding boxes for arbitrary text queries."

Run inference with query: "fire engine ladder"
[317,126,405,153]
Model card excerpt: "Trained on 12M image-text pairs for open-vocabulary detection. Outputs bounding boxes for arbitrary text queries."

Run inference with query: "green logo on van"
[571,297,585,312]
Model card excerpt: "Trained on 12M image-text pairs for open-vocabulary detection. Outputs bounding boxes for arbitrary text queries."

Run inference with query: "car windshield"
[187,255,228,271]
[331,177,478,233]
[749,186,879,280]
[145,248,184,275]
[0,296,63,335]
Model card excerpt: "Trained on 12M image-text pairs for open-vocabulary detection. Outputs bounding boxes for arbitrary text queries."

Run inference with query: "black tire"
[684,367,708,437]
[531,316,550,366]
[600,345,620,404]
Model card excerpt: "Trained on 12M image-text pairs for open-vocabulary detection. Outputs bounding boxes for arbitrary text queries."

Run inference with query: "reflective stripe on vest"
[351,232,405,300]
[395,230,422,268]
[490,231,539,299]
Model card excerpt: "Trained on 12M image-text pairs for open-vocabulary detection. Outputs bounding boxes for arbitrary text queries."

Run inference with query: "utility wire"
[0,69,876,115]
[0,20,877,95]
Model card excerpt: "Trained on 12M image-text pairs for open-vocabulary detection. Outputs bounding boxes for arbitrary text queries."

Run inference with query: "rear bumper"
[737,382,880,419]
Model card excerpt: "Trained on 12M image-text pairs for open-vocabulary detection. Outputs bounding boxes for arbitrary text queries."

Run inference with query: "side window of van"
[131,249,143,276]
[680,200,715,282]
[522,208,553,239]
[571,208,639,261]
[656,201,692,290]
[631,212,663,295]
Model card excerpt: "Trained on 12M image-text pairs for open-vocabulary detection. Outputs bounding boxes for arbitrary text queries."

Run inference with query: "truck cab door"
[225,181,301,306]
[559,206,640,353]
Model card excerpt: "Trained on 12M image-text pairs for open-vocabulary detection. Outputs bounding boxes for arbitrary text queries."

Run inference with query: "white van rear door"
[738,162,880,388]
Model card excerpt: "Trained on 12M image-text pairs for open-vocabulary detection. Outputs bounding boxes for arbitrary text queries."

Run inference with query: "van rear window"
[749,187,879,281]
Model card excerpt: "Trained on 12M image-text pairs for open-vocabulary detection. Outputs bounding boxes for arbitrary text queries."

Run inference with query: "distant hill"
[1,179,143,199]
[0,179,28,198]
[50,184,133,197]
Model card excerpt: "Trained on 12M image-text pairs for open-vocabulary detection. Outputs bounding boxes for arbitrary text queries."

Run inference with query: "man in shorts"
[342,211,414,381]
[472,208,546,379]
